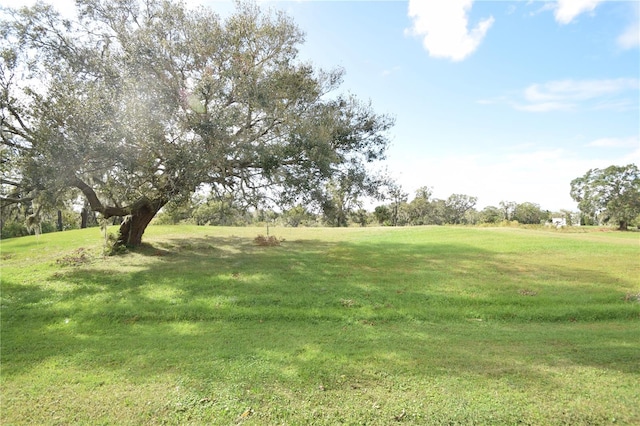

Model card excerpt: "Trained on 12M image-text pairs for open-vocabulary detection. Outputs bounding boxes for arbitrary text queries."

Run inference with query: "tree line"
[2,1,638,244]
[2,164,639,237]
[371,189,556,227]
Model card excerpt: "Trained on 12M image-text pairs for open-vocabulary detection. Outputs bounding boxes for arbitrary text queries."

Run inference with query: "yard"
[1,225,638,424]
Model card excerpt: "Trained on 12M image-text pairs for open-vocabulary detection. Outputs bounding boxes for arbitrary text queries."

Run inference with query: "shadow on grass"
[2,234,639,385]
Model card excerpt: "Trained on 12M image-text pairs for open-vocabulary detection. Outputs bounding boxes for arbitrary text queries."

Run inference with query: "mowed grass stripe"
[1,226,638,425]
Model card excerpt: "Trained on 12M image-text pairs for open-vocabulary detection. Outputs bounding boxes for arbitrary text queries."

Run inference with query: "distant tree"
[444,194,477,224]
[512,202,549,225]
[154,197,197,225]
[193,194,247,226]
[428,199,447,225]
[570,164,640,230]
[0,203,78,238]
[373,205,391,225]
[252,208,279,226]
[463,208,480,225]
[350,209,370,227]
[80,199,99,228]
[406,186,433,225]
[559,209,574,226]
[1,0,392,247]
[281,205,314,227]
[499,201,517,221]
[316,168,382,227]
[479,206,501,224]
[386,182,408,226]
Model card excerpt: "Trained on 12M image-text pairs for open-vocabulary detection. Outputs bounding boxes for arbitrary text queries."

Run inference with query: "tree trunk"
[71,176,167,247]
[619,220,628,231]
[116,203,160,247]
[57,210,63,231]
[80,207,88,228]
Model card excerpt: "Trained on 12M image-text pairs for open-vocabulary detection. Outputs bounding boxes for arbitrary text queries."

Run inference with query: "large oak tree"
[1,0,392,246]
[570,164,640,230]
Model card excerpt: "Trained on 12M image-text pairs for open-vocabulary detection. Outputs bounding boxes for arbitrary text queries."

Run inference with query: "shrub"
[0,221,29,239]
[102,232,128,256]
[254,235,282,246]
[56,248,93,267]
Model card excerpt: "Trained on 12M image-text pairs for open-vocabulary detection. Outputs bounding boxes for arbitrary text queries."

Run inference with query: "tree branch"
[4,103,33,138]
[0,195,34,206]
[71,175,166,218]
[70,175,123,217]
[0,177,23,187]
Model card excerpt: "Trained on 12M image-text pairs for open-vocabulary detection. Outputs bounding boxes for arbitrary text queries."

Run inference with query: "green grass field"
[1,225,639,425]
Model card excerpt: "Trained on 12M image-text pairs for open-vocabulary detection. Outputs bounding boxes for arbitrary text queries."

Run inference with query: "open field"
[1,225,639,425]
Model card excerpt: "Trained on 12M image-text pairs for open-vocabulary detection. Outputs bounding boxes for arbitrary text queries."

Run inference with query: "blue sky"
[3,0,639,211]
[252,0,640,211]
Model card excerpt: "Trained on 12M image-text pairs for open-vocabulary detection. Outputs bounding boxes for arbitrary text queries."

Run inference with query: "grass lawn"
[1,225,639,425]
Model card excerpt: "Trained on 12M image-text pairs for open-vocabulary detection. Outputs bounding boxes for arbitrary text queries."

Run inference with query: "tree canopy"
[1,0,392,245]
[570,164,640,230]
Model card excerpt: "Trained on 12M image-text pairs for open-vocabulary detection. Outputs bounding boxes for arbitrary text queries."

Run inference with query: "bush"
[254,235,282,246]
[41,221,57,234]
[102,232,128,256]
[0,221,29,239]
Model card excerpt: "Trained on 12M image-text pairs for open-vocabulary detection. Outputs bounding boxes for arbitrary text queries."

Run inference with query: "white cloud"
[528,2,556,19]
[514,102,575,113]
[586,136,639,148]
[617,3,640,49]
[406,0,494,62]
[618,24,640,49]
[381,66,401,78]
[391,149,579,210]
[621,146,640,165]
[502,78,639,112]
[552,0,638,50]
[390,144,639,211]
[525,78,638,102]
[554,0,604,24]
[525,1,639,51]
